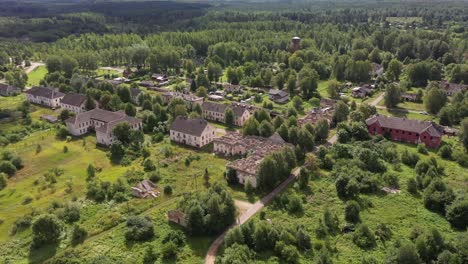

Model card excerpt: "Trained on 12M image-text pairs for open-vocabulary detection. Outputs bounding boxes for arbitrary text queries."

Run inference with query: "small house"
[268,89,289,104]
[0,84,21,96]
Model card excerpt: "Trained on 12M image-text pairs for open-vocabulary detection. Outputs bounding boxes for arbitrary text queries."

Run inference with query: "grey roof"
[66,109,126,125]
[202,101,228,113]
[61,93,87,107]
[269,89,288,97]
[0,83,20,93]
[95,115,141,134]
[366,115,444,137]
[232,105,248,117]
[439,80,467,93]
[130,87,143,98]
[25,86,64,99]
[170,116,210,137]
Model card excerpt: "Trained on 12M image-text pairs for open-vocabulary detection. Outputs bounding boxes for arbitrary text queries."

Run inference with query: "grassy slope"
[249,141,466,264]
[0,126,232,263]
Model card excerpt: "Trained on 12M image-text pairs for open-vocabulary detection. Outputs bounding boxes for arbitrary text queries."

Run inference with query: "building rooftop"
[170,116,211,137]
[25,86,64,99]
[61,93,87,107]
[366,114,444,137]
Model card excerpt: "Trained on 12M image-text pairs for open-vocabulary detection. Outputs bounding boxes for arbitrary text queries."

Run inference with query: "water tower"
[291,36,301,52]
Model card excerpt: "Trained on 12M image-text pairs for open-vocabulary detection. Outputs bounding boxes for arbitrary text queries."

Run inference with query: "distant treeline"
[0,0,466,42]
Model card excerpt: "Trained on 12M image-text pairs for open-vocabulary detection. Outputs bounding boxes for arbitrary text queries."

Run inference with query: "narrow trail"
[205,167,301,264]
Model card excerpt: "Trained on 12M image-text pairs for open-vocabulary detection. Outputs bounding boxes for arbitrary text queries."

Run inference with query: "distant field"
[27,66,48,87]
[386,16,423,23]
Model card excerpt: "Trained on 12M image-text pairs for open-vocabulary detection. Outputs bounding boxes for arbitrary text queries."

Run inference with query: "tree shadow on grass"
[387,107,409,118]
[28,243,58,264]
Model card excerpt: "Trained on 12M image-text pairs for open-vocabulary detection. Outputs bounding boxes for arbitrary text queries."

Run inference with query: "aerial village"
[0,19,467,263]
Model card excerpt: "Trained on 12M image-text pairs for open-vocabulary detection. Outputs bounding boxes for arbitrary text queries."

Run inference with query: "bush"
[10,215,32,235]
[0,173,6,190]
[124,216,154,242]
[0,161,17,176]
[148,171,161,183]
[163,185,173,195]
[383,172,400,188]
[344,201,360,223]
[22,196,33,205]
[162,230,186,247]
[456,154,468,167]
[375,223,392,242]
[143,246,158,264]
[143,159,156,172]
[31,214,62,248]
[438,145,452,159]
[287,195,303,214]
[10,156,23,169]
[352,224,376,249]
[446,197,468,229]
[160,241,178,259]
[56,127,69,140]
[71,225,87,244]
[423,180,455,214]
[417,144,428,154]
[407,178,418,194]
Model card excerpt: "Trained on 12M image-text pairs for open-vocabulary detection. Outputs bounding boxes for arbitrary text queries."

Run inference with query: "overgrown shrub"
[352,224,376,249]
[124,216,154,242]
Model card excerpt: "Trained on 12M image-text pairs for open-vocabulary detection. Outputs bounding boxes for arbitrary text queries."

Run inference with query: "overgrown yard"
[246,141,465,263]
[0,131,232,263]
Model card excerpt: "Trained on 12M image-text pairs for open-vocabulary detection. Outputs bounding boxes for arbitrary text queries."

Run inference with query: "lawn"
[95,68,122,77]
[317,80,331,98]
[376,107,435,121]
[27,66,48,87]
[0,93,25,109]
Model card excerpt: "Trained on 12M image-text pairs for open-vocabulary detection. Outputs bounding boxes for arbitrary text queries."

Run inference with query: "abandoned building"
[132,180,160,198]
[60,93,88,113]
[25,86,65,108]
[170,116,215,148]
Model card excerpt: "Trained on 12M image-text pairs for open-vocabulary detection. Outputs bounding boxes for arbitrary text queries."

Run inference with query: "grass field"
[27,66,48,87]
[0,93,25,109]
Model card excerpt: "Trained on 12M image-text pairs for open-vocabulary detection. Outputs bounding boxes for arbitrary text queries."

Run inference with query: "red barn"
[365,115,444,148]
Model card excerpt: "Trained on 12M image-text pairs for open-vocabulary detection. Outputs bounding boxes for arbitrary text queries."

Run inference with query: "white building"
[65,109,142,146]
[25,86,64,108]
[169,116,215,148]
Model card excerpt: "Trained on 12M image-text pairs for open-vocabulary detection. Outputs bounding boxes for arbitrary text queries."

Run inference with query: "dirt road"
[24,62,44,74]
[205,167,301,264]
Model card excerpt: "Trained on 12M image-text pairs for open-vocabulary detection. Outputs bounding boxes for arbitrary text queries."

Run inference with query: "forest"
[0,0,467,263]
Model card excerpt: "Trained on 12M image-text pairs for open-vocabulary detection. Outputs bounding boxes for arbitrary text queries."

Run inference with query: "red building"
[365,115,444,148]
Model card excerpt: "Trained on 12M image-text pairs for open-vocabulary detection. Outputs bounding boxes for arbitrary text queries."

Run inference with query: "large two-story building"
[65,109,142,146]
[202,101,252,127]
[25,86,65,108]
[169,116,215,148]
[365,114,444,148]
[60,93,88,113]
